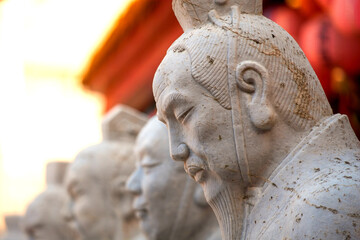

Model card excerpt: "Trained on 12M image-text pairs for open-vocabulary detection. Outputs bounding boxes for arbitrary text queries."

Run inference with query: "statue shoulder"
[285,163,360,239]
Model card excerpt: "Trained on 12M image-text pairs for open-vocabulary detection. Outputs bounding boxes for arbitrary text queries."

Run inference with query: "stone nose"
[171,143,190,162]
[126,168,142,195]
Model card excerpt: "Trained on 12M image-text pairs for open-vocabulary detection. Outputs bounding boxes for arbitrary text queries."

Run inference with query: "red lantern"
[286,0,322,17]
[330,0,360,36]
[300,15,360,76]
[299,16,332,96]
[315,0,334,12]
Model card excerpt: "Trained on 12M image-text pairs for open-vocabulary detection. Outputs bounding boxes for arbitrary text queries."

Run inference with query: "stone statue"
[63,105,147,240]
[1,215,26,240]
[152,0,360,239]
[24,161,76,240]
[126,116,221,240]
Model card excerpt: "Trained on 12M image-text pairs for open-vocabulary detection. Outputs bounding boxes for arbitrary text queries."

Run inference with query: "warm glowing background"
[0,0,135,233]
[1,0,359,236]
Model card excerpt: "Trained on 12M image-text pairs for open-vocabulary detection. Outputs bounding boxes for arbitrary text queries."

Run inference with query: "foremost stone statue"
[153,0,360,239]
[63,105,147,240]
[126,116,221,240]
[1,215,26,240]
[24,161,76,240]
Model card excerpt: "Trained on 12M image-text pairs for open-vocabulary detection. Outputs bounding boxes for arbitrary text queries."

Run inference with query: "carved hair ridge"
[168,13,332,130]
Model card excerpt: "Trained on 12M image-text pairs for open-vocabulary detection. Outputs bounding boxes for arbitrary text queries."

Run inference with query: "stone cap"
[173,0,263,31]
[102,104,148,142]
[4,215,22,232]
[46,161,69,186]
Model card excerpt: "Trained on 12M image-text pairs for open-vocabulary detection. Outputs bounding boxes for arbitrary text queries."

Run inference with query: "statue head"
[24,162,75,240]
[126,116,220,240]
[63,105,147,240]
[63,142,133,240]
[153,0,333,238]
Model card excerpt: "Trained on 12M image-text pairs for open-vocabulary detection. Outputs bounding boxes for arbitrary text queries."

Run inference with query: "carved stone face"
[64,151,116,240]
[154,47,246,239]
[126,118,187,240]
[154,49,242,196]
[127,117,217,240]
[24,187,75,240]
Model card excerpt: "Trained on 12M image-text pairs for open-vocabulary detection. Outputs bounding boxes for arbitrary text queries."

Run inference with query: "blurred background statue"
[127,117,221,240]
[63,105,147,240]
[0,215,26,240]
[24,161,76,240]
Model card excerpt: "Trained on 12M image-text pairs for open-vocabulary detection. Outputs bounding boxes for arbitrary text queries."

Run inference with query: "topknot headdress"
[173,0,262,31]
[102,104,148,142]
[46,161,69,186]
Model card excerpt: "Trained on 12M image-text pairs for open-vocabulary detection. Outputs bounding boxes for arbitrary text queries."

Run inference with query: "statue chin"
[203,172,245,240]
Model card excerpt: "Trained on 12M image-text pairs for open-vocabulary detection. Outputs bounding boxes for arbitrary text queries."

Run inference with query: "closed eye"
[142,163,161,174]
[176,106,194,123]
[141,162,160,168]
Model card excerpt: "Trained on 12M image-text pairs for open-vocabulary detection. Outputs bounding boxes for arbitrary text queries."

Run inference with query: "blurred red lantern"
[315,0,334,12]
[265,5,304,41]
[314,64,333,98]
[330,0,360,36]
[300,15,360,76]
[286,0,322,17]
[299,16,331,96]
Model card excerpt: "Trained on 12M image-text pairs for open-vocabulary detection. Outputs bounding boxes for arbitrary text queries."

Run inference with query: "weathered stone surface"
[126,116,221,240]
[1,215,26,240]
[173,0,262,31]
[153,1,360,239]
[63,104,147,240]
[24,161,76,240]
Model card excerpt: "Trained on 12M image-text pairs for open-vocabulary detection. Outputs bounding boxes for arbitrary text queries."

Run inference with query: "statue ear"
[193,184,208,207]
[236,61,276,130]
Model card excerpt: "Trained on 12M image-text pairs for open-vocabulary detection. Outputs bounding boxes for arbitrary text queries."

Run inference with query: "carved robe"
[246,114,360,239]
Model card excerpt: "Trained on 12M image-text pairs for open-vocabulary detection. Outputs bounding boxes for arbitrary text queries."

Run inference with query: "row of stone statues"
[2,0,359,239]
[1,105,221,240]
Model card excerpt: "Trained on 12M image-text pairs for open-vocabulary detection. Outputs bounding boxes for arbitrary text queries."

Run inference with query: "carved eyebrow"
[138,141,163,166]
[141,156,162,167]
[157,92,189,124]
[163,92,188,115]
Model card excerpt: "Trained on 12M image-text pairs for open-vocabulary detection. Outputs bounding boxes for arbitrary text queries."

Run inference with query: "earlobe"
[248,101,276,130]
[236,61,276,130]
